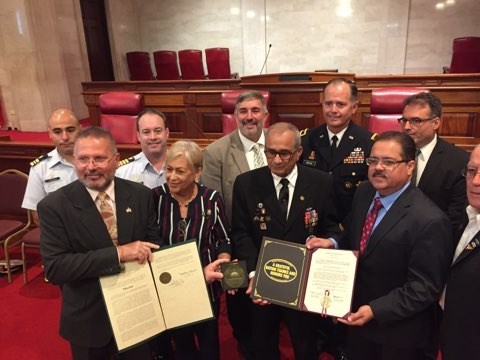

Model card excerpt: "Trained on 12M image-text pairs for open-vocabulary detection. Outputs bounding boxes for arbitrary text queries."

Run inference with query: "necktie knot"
[372,197,383,211]
[280,178,289,187]
[331,135,338,147]
[98,191,109,203]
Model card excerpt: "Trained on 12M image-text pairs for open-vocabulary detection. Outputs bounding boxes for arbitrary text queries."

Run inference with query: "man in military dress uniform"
[301,78,375,222]
[22,109,80,224]
[116,108,169,188]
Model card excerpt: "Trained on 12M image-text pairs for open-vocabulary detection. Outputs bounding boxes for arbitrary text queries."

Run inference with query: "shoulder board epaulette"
[117,156,135,168]
[30,154,49,167]
[371,133,378,141]
[299,128,309,137]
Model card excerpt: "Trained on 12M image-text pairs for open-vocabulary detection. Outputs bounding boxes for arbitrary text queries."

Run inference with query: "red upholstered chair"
[126,51,155,80]
[0,169,31,283]
[21,225,41,284]
[99,92,144,144]
[205,47,238,79]
[369,87,428,134]
[153,50,180,80]
[178,49,206,80]
[444,37,480,73]
[221,90,271,136]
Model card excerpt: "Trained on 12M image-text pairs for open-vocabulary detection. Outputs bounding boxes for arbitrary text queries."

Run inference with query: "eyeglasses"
[75,155,115,166]
[178,219,187,242]
[462,167,480,179]
[397,116,437,127]
[366,157,409,168]
[264,148,297,161]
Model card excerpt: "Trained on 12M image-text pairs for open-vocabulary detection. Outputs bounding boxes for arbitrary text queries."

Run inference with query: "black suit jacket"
[39,178,160,347]
[342,182,452,348]
[231,165,341,272]
[418,137,468,233]
[441,211,480,359]
[301,122,374,221]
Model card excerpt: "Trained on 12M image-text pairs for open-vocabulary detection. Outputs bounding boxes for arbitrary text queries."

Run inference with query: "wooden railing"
[1,73,479,173]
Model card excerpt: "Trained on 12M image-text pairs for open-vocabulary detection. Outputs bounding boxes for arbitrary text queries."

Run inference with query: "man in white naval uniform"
[116,108,169,188]
[22,109,81,224]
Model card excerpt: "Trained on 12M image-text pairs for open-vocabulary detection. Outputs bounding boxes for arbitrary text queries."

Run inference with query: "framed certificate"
[252,237,358,318]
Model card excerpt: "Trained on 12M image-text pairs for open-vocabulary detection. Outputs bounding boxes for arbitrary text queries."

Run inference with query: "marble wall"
[111,0,480,78]
[0,0,89,131]
[0,0,479,130]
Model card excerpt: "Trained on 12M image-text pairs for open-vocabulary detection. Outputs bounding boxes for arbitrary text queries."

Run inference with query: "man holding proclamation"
[323,131,452,360]
[231,122,341,360]
[39,126,161,360]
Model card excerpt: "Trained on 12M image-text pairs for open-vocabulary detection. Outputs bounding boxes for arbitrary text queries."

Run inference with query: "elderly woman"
[152,140,231,360]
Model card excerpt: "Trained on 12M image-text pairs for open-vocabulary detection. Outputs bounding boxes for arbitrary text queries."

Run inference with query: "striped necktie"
[252,143,265,169]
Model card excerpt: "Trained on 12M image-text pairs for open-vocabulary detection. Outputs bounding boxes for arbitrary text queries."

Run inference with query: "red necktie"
[359,197,383,254]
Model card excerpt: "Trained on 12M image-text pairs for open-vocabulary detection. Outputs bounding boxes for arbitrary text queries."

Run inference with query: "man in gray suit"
[201,90,268,359]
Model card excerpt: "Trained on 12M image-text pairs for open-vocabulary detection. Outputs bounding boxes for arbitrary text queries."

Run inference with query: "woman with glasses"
[152,140,231,360]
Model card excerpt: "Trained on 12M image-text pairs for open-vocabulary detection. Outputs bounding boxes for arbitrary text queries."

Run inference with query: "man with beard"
[22,108,80,224]
[312,131,452,360]
[116,108,169,188]
[38,126,161,359]
[201,90,269,359]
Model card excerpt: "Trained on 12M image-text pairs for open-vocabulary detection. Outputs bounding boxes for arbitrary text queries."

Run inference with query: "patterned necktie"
[252,143,265,169]
[97,191,118,246]
[330,135,338,157]
[279,178,289,220]
[359,197,383,254]
[411,149,421,186]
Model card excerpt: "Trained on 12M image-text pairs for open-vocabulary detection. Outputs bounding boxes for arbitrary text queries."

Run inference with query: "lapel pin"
[126,207,132,213]
[300,196,305,201]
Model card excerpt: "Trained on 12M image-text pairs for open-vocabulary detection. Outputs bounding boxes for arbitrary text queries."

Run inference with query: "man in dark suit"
[232,122,341,360]
[441,144,480,359]
[201,90,269,358]
[400,91,469,232]
[320,131,452,360]
[301,78,376,222]
[39,126,161,360]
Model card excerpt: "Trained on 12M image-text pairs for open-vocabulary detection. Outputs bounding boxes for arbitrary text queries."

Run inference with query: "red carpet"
[0,249,69,359]
[1,246,333,359]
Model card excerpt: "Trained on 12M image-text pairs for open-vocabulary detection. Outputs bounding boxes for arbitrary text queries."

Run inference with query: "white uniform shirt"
[22,148,77,210]
[115,152,166,189]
